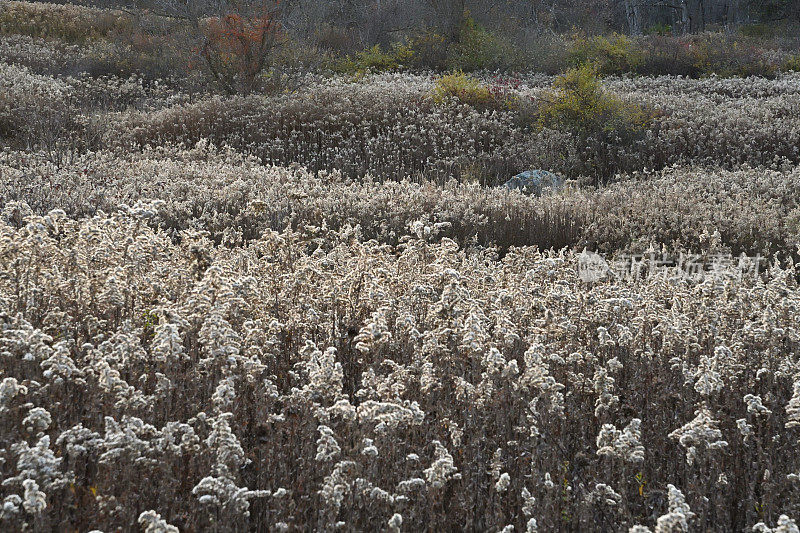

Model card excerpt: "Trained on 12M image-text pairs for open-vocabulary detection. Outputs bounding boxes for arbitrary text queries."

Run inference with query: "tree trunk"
[725,0,741,32]
[432,0,466,44]
[677,0,691,34]
[698,0,705,31]
[624,0,642,35]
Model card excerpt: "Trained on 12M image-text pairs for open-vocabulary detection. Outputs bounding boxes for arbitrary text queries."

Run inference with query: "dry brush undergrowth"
[3,18,800,532]
[2,61,799,184]
[0,205,799,531]
[95,72,800,184]
[3,143,800,258]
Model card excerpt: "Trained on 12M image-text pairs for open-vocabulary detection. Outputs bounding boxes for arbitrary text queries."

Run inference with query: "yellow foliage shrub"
[430,71,495,109]
[568,33,644,75]
[538,64,654,138]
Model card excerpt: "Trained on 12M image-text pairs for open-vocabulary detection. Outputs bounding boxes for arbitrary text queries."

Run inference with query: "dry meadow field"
[2,1,800,531]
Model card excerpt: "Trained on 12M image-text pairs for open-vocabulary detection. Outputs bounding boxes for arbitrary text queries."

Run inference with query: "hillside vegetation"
[1,1,800,531]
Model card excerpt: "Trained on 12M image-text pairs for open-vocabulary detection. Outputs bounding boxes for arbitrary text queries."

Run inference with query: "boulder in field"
[502,170,564,196]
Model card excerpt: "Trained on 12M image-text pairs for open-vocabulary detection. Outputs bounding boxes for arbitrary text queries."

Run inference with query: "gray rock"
[502,170,564,196]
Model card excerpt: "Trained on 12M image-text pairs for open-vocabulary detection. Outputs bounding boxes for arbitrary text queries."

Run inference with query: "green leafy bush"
[518,33,571,75]
[538,64,657,181]
[335,43,414,75]
[644,23,673,36]
[539,64,652,137]
[404,30,449,70]
[739,23,777,39]
[632,35,704,77]
[430,71,497,110]
[568,33,644,75]
[405,14,523,72]
[445,15,520,72]
[784,54,800,72]
[691,35,780,77]
[568,32,790,79]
